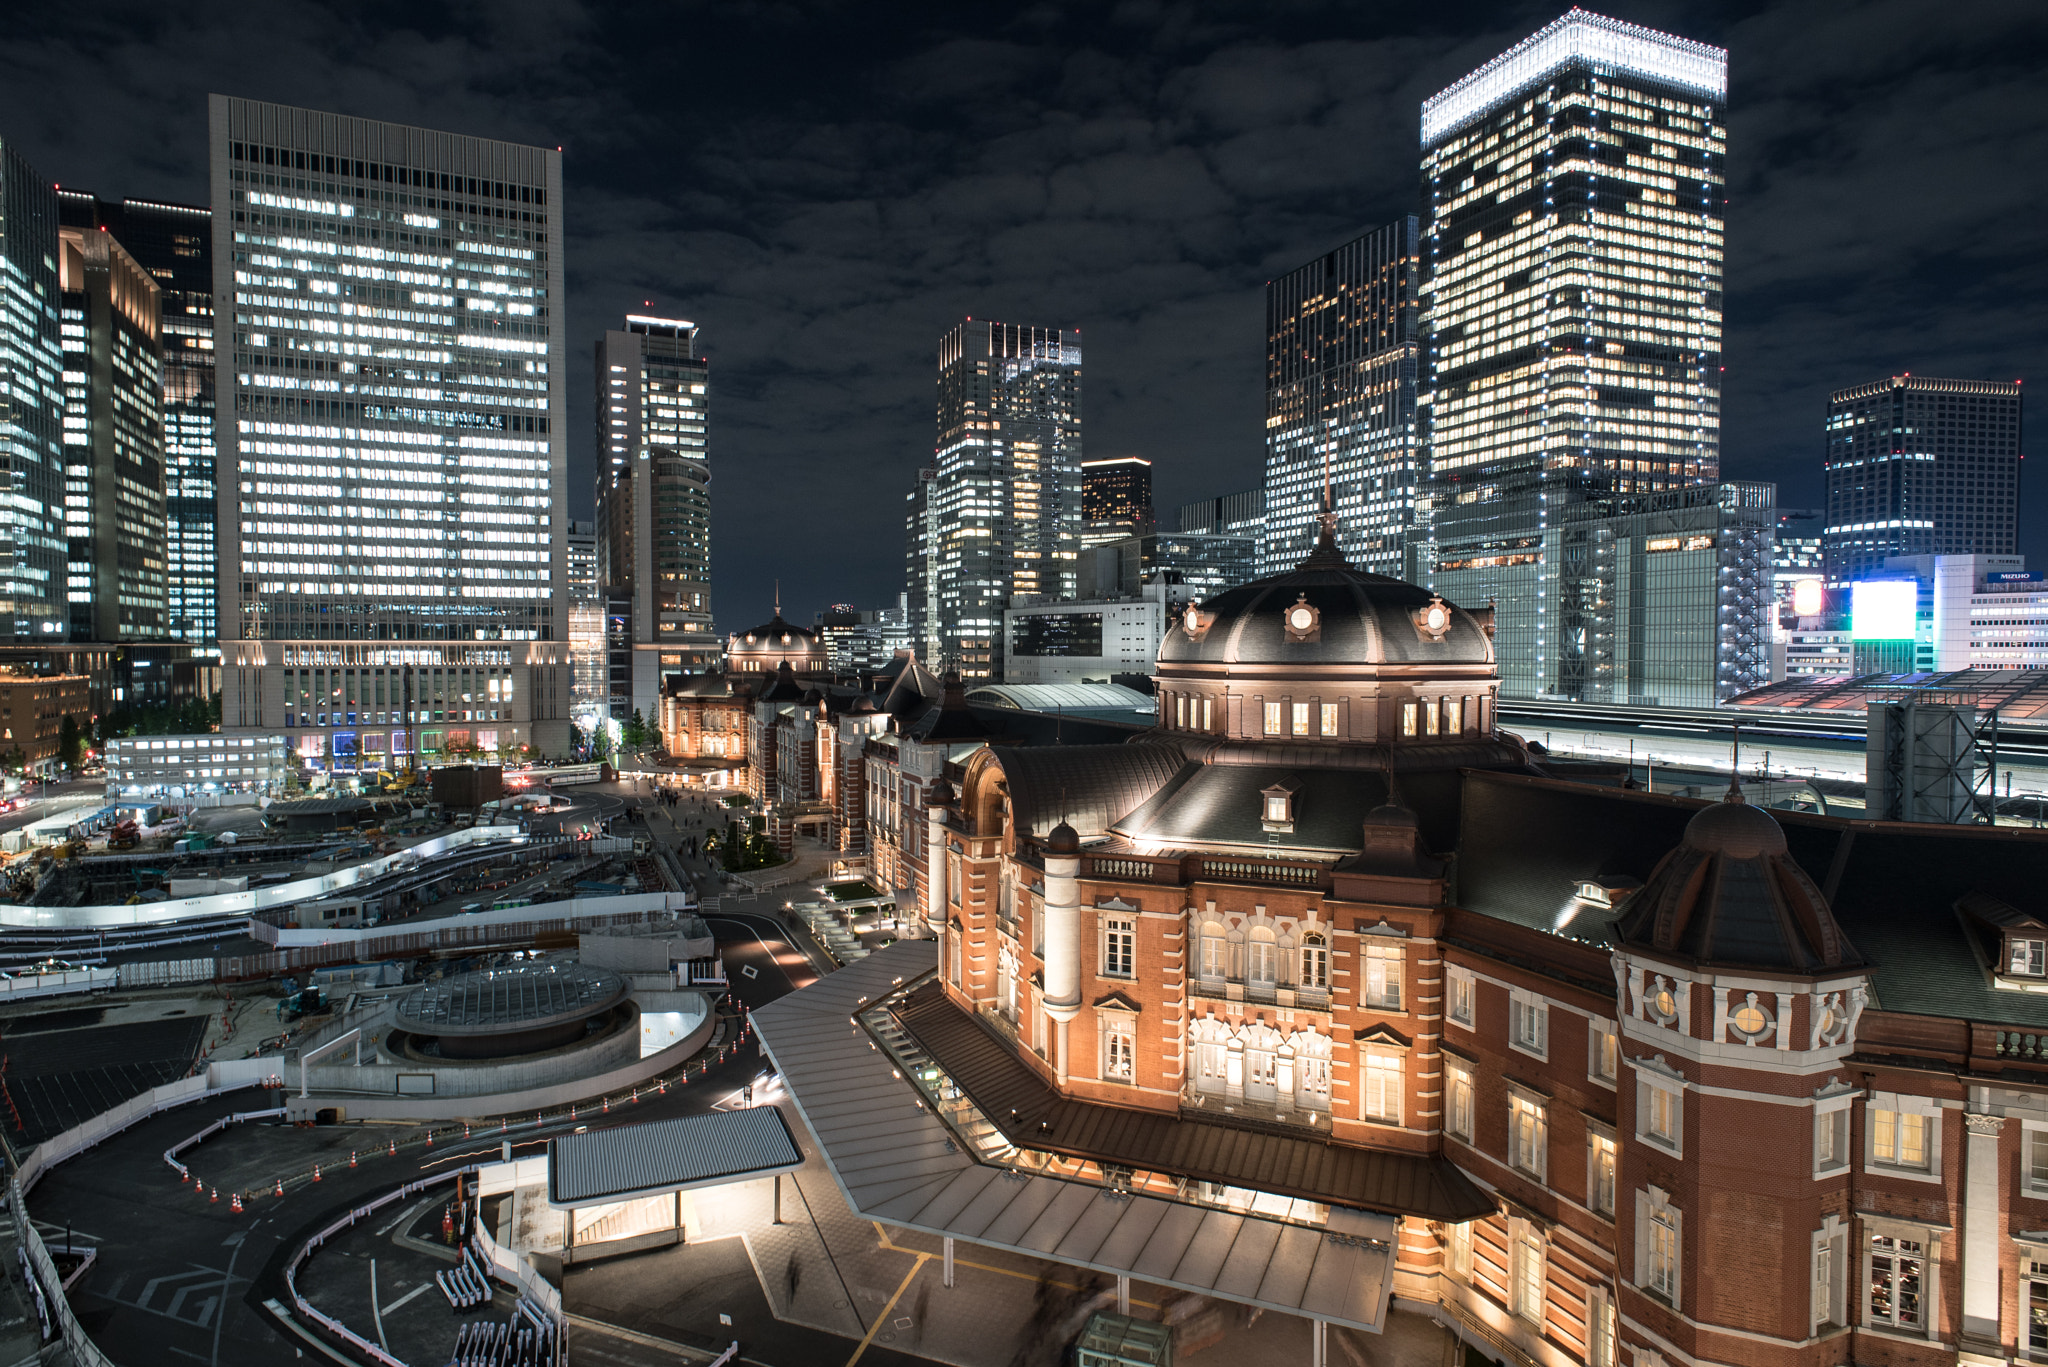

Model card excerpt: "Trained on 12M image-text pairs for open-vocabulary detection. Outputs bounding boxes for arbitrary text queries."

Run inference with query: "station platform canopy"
[546,1106,802,1209]
[965,683,1155,721]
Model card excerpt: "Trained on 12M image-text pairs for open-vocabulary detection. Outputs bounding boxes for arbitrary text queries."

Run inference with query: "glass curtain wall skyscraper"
[912,320,1081,679]
[594,316,715,719]
[1081,455,1152,547]
[0,137,68,642]
[1262,217,1421,577]
[1416,12,1727,700]
[1823,375,2023,584]
[56,222,166,641]
[210,96,571,770]
[59,192,217,647]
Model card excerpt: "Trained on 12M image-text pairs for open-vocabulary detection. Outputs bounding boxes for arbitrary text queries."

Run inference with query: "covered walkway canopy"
[546,1106,802,1209]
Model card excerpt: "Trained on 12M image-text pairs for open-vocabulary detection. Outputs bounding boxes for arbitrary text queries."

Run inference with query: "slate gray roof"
[991,742,1191,841]
[547,1107,802,1206]
[751,942,1400,1333]
[1455,770,2048,1027]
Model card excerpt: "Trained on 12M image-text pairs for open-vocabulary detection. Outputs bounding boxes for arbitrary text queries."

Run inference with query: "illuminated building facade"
[0,138,68,642]
[595,316,716,718]
[1417,11,1727,700]
[1262,217,1421,577]
[909,320,1082,679]
[1823,376,2023,585]
[209,97,571,771]
[565,517,604,712]
[58,192,217,647]
[772,529,2048,1366]
[1081,455,1153,547]
[56,222,167,642]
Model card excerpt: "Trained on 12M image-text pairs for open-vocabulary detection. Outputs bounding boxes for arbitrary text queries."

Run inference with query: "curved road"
[29,921,807,1365]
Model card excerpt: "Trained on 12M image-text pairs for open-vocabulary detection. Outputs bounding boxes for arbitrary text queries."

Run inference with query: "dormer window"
[2013,938,2048,977]
[1261,779,1300,832]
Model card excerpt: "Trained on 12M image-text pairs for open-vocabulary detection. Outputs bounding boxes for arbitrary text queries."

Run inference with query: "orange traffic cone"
[349,1149,357,1168]
[231,1193,243,1213]
[602,1097,609,1113]
[388,1139,396,1156]
[210,1186,218,1203]
[275,1179,284,1197]
[425,1130,433,1147]
[313,1164,322,1182]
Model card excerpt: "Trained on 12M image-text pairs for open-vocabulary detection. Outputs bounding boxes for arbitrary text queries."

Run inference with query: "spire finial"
[774,579,781,618]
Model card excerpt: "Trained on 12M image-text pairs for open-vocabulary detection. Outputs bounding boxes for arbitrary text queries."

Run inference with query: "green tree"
[621,709,648,749]
[58,714,83,770]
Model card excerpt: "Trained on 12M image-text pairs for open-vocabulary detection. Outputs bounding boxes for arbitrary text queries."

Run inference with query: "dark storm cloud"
[4,0,2042,628]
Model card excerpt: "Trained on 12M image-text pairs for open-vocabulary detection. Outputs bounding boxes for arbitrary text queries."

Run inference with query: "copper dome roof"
[1159,541,1492,671]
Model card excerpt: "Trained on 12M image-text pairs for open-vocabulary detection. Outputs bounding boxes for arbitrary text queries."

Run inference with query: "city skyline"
[1,2,2039,630]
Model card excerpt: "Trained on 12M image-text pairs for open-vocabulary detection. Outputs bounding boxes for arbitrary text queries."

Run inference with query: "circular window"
[1818,1001,1839,1035]
[1288,605,1314,631]
[1424,604,1450,633]
[1732,1002,1770,1036]
[1652,986,1676,1020]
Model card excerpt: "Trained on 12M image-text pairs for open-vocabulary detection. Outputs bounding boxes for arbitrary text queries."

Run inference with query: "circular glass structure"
[393,962,629,1059]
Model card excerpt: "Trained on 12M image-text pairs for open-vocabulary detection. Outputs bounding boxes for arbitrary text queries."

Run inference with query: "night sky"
[6,0,2043,632]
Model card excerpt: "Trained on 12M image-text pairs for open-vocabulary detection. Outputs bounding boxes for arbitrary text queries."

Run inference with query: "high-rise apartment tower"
[1823,375,2023,584]
[210,96,571,770]
[0,138,68,642]
[1262,217,1421,577]
[1417,12,1728,700]
[909,320,1082,678]
[594,316,715,717]
[59,191,217,647]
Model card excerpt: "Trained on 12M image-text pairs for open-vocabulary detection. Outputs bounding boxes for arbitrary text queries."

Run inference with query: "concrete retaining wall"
[285,1007,720,1123]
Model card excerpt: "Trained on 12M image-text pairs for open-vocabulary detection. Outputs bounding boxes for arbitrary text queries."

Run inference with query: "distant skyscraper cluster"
[905,320,1083,679]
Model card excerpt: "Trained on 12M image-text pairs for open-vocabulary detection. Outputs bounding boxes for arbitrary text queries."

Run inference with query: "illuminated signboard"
[1791,578,1825,616]
[1850,580,1918,640]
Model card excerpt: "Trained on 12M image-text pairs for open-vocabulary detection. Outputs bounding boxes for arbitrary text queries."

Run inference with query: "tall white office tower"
[210,96,571,773]
[1417,13,1735,701]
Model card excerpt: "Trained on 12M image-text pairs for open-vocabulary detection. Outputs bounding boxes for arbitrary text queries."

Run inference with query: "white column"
[943,1236,955,1288]
[1311,1318,1326,1367]
[1116,1275,1129,1315]
[925,797,948,937]
[1043,839,1081,1084]
[1962,1110,2005,1348]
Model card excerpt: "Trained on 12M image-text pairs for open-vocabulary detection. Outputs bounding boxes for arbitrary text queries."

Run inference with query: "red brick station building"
[756,523,2048,1367]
